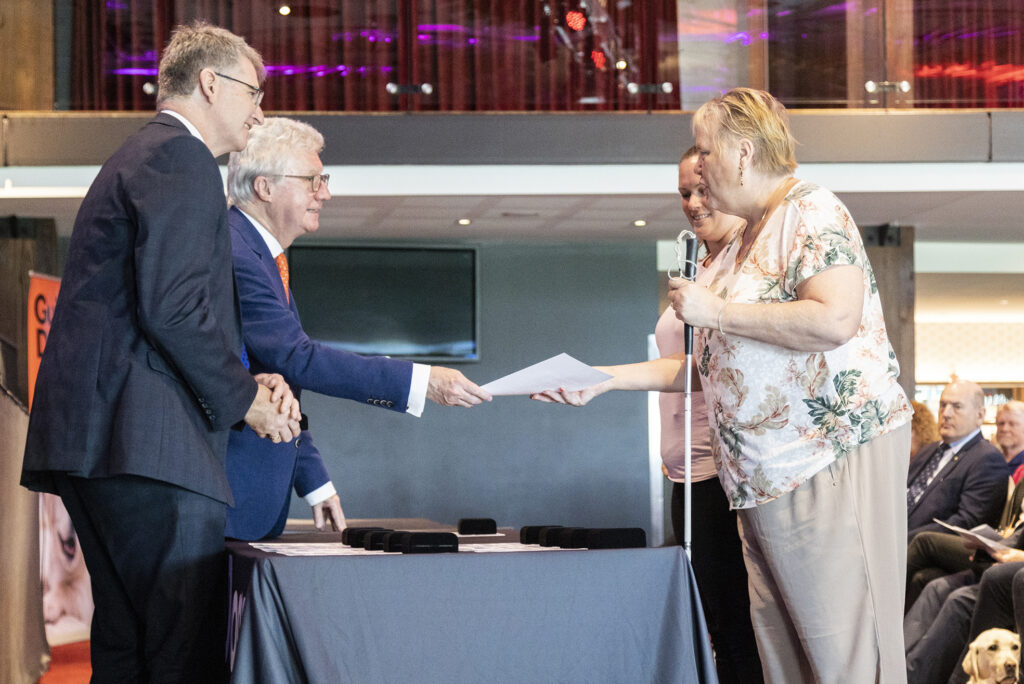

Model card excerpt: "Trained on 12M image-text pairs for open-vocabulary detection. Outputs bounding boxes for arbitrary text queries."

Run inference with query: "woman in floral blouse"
[669,87,913,683]
[533,148,763,683]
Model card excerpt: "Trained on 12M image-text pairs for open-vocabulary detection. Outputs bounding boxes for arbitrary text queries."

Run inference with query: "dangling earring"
[738,162,744,186]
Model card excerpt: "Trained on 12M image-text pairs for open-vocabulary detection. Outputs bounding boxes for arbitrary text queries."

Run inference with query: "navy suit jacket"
[22,114,256,503]
[907,431,1009,541]
[225,207,414,540]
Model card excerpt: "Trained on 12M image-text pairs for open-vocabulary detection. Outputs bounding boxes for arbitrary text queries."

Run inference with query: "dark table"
[226,519,717,683]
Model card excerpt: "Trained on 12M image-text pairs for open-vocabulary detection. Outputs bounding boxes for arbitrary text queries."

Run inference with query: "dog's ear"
[962,644,979,678]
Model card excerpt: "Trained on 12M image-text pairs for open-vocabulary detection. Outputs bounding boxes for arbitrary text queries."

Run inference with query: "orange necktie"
[275,253,290,302]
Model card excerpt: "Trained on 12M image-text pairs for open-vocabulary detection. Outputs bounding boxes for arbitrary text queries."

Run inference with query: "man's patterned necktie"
[908,443,950,507]
[274,253,290,302]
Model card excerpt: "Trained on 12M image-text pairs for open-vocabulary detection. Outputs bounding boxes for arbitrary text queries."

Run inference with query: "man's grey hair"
[227,117,326,206]
[997,400,1024,417]
[156,21,265,106]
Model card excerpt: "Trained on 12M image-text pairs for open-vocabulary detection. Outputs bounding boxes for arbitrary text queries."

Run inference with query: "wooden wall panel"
[0,0,55,110]
[866,225,916,398]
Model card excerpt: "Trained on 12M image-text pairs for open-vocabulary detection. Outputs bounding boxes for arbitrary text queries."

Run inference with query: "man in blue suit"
[224,117,493,540]
[21,24,300,681]
[907,379,1008,544]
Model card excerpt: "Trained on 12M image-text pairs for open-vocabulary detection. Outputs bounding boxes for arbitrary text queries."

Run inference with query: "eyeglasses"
[278,174,331,193]
[214,71,265,106]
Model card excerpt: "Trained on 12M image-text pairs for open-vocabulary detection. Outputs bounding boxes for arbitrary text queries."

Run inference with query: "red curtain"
[70,0,681,112]
[913,0,1024,107]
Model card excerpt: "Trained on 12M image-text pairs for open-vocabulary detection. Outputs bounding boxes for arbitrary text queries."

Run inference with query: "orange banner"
[27,271,61,411]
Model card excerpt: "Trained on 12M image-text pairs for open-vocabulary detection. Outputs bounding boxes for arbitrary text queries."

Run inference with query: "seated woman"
[910,399,939,463]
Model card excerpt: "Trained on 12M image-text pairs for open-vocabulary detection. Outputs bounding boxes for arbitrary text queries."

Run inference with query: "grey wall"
[5,110,1016,167]
[291,241,660,531]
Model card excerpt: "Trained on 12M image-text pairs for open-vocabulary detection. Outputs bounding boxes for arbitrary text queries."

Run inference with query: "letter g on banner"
[27,271,61,410]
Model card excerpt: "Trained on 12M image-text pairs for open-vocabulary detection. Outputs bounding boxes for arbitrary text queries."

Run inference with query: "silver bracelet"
[717,306,725,336]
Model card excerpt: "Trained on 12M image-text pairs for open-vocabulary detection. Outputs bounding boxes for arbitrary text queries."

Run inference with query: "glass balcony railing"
[69,0,1024,112]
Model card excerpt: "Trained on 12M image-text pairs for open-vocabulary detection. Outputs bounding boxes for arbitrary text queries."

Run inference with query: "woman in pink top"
[534,148,762,684]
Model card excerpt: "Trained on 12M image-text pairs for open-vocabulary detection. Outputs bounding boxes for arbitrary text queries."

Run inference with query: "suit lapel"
[934,433,985,482]
[230,207,290,304]
[913,433,986,508]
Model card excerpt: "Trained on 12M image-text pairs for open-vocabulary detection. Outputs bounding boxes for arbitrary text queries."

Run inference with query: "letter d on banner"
[27,271,61,410]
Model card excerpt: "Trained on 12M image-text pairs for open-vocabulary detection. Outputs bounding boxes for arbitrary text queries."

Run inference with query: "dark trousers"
[672,479,764,684]
[905,571,979,684]
[54,472,228,684]
[906,530,990,611]
[947,561,1024,684]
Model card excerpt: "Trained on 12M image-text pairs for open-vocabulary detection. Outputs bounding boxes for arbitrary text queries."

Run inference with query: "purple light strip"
[111,68,158,76]
[416,24,467,32]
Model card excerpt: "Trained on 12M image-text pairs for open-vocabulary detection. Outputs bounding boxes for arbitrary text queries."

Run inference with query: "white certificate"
[481,353,611,396]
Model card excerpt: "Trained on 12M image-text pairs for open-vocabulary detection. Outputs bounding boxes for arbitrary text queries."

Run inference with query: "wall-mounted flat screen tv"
[288,245,478,362]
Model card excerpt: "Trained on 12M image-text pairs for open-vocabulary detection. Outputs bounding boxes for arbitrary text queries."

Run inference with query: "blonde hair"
[910,400,939,460]
[227,117,325,206]
[157,21,265,106]
[692,88,797,176]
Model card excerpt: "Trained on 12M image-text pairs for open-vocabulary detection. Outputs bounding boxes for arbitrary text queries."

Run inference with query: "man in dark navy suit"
[224,117,492,541]
[21,23,300,682]
[905,379,1009,613]
[907,379,1008,544]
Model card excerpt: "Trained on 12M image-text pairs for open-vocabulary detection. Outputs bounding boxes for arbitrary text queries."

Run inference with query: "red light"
[591,50,607,70]
[566,11,586,32]
[915,61,1024,86]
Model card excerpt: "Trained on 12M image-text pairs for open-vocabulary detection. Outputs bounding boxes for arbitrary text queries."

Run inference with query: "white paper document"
[933,519,1011,554]
[480,353,612,396]
[249,542,382,556]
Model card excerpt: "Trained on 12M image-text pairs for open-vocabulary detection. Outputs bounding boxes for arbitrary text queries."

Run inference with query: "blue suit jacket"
[907,431,1009,541]
[225,208,414,540]
[22,115,255,504]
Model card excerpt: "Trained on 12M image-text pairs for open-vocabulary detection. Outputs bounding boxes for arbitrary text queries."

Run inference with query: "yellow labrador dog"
[962,628,1020,684]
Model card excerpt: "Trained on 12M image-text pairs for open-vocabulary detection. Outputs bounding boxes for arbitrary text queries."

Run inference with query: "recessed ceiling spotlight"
[633,219,647,228]
[279,5,291,16]
[456,218,472,226]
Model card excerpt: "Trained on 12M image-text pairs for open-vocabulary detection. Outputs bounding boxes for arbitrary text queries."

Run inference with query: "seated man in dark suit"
[907,379,1008,544]
[906,380,1010,609]
[223,116,493,540]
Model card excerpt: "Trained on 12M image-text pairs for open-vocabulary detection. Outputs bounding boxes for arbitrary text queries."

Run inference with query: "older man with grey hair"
[223,117,492,541]
[996,401,1024,479]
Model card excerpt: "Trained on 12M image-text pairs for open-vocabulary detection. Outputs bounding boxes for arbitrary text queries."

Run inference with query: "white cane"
[672,230,699,560]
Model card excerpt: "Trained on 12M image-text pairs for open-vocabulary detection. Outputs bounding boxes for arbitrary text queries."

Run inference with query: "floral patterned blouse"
[696,180,912,509]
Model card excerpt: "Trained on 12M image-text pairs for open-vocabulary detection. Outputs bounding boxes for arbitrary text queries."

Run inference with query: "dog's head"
[963,628,1020,684]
